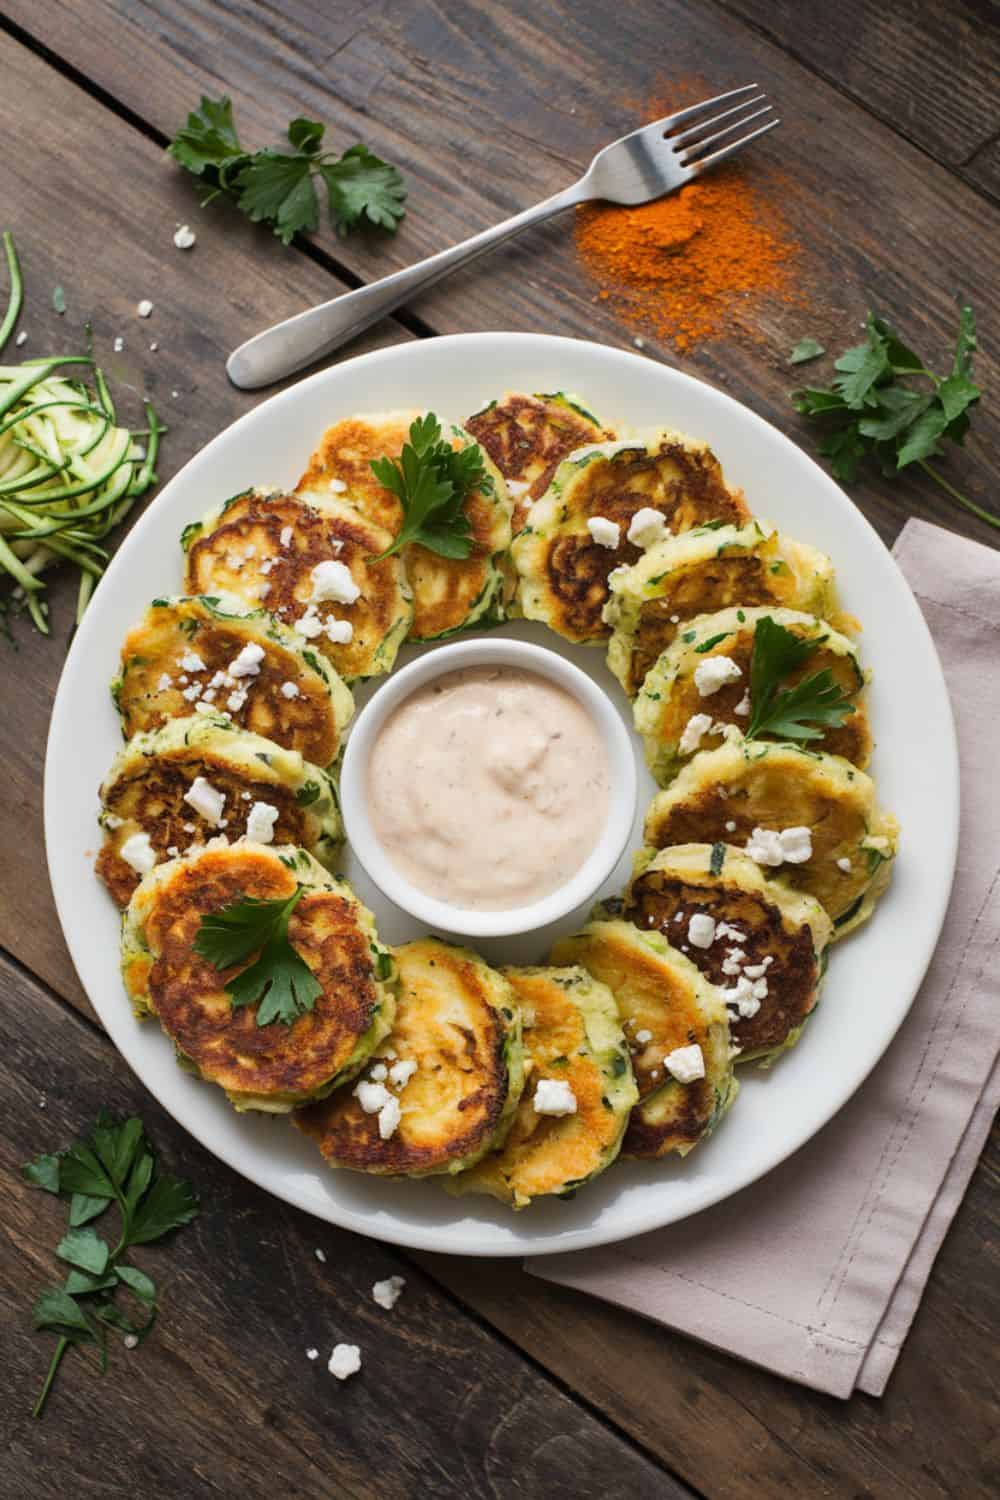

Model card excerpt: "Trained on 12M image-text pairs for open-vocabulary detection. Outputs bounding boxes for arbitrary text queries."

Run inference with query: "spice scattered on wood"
[574,98,801,352]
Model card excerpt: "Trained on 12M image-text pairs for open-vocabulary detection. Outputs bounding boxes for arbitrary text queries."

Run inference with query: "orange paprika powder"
[574,163,801,351]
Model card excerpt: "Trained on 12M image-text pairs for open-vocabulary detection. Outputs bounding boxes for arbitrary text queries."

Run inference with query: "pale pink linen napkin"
[529,518,1000,1399]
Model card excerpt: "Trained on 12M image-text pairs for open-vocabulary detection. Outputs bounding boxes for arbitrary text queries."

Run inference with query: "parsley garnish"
[788,336,824,365]
[168,95,406,244]
[23,1112,198,1418]
[194,889,322,1026]
[792,303,996,531]
[745,616,855,743]
[371,413,486,559]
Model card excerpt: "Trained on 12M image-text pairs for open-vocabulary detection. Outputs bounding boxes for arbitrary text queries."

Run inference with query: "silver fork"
[227,86,779,390]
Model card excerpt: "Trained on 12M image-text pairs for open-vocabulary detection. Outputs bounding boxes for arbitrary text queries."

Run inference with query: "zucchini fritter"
[464,391,612,534]
[448,965,637,1207]
[634,606,870,784]
[112,594,354,767]
[550,919,736,1159]
[182,488,412,682]
[624,844,833,1064]
[512,432,751,645]
[295,937,525,1178]
[605,521,838,697]
[297,414,512,640]
[96,714,342,907]
[643,739,898,933]
[121,844,396,1112]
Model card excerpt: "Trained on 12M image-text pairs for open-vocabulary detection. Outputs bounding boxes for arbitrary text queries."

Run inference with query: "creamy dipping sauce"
[367,665,610,911]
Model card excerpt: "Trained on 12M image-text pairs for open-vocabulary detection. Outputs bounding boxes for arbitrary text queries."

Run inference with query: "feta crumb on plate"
[311,559,360,605]
[663,1043,705,1083]
[532,1078,577,1116]
[586,515,620,549]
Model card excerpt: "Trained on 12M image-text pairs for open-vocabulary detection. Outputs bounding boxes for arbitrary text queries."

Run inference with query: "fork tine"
[671,95,767,148]
[678,104,776,163]
[686,116,782,175]
[640,84,759,138]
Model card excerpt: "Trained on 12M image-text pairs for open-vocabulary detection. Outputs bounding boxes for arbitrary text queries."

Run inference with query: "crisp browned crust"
[295,413,414,533]
[294,941,512,1176]
[628,555,775,694]
[96,760,306,908]
[542,441,749,644]
[116,613,340,767]
[139,849,380,1100]
[465,394,610,531]
[625,869,821,1056]
[185,491,407,681]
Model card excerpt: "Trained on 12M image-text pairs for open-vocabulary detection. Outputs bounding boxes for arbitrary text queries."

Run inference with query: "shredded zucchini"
[0,232,164,633]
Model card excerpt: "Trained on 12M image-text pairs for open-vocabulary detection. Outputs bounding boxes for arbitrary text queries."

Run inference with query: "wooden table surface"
[2,2,997,1496]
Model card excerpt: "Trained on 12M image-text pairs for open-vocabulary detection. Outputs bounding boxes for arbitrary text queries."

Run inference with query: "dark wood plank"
[5,0,1000,551]
[415,1115,1000,1500]
[0,953,689,1500]
[0,30,413,1011]
[716,0,1000,176]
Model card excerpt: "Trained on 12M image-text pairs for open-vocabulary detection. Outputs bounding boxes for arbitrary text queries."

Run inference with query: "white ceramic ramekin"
[339,637,637,939]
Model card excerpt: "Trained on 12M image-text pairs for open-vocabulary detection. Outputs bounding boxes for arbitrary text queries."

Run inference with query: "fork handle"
[226,184,585,390]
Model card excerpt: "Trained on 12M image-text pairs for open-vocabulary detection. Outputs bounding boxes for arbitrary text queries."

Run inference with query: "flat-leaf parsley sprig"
[791,301,995,531]
[371,413,489,560]
[168,95,406,244]
[745,615,856,744]
[23,1111,198,1418]
[194,888,322,1026]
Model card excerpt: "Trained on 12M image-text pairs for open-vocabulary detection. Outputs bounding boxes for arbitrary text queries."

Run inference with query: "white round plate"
[45,333,958,1257]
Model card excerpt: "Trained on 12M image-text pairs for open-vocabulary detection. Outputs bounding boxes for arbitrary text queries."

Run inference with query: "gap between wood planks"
[0,8,438,345]
[0,938,702,1499]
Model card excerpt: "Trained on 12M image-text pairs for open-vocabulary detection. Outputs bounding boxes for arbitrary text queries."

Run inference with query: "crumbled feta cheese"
[279,525,293,548]
[670,613,680,623]
[229,642,265,677]
[180,651,205,673]
[779,826,813,864]
[372,1275,405,1310]
[260,558,274,574]
[634,1028,653,1045]
[226,689,247,713]
[103,813,124,829]
[733,691,751,716]
[149,341,158,352]
[112,336,124,353]
[532,1078,577,1116]
[720,974,761,1018]
[156,673,173,691]
[325,617,354,644]
[327,1344,361,1380]
[626,507,668,549]
[693,655,743,697]
[388,1058,418,1089]
[378,1096,402,1140]
[369,1062,388,1082]
[306,1347,319,1360]
[505,478,530,498]
[123,1333,139,1350]
[725,820,736,833]
[354,1080,392,1113]
[311,559,360,605]
[137,299,153,318]
[294,604,325,639]
[328,476,348,493]
[715,922,746,943]
[173,224,196,250]
[687,913,717,949]
[663,1044,705,1083]
[183,776,226,826]
[280,681,300,699]
[15,330,27,347]
[678,712,713,756]
[745,827,785,866]
[120,831,156,875]
[721,949,746,976]
[837,856,852,872]
[166,845,179,858]
[587,515,621,549]
[245,801,279,844]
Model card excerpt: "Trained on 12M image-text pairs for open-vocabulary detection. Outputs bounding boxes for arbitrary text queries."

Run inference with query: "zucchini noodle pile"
[0,232,163,632]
